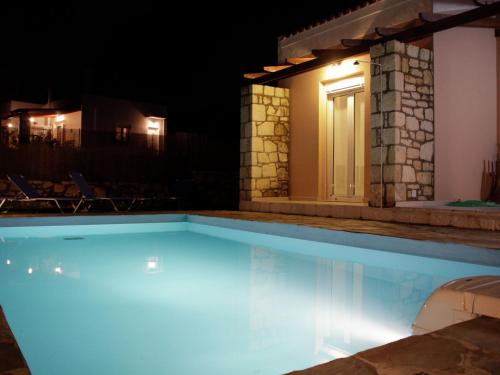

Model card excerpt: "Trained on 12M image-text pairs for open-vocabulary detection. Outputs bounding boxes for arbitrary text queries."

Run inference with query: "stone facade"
[370,40,434,207]
[240,84,290,200]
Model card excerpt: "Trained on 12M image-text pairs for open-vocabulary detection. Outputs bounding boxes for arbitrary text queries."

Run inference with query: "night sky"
[0,1,368,134]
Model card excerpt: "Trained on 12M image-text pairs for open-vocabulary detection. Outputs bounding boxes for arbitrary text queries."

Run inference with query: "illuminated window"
[115,126,130,143]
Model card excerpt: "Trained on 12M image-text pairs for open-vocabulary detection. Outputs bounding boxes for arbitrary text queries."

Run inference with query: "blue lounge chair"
[6,175,77,213]
[70,172,119,213]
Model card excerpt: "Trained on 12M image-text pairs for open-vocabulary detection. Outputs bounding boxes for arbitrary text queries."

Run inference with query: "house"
[240,0,500,211]
[0,94,167,153]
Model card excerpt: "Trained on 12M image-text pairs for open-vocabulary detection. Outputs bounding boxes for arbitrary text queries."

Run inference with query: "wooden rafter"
[263,65,292,73]
[243,72,269,80]
[286,56,317,65]
[311,49,344,58]
[375,27,402,36]
[419,12,448,23]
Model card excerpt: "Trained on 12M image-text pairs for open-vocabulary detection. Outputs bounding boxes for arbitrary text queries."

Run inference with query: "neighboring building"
[0,94,167,154]
[240,0,499,208]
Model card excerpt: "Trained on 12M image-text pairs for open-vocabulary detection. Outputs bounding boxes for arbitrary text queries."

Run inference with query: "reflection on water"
[1,230,500,375]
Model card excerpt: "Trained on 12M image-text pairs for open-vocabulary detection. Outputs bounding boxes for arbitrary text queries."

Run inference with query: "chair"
[69,172,119,213]
[6,175,77,213]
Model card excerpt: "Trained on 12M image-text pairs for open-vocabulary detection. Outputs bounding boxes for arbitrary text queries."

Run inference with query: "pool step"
[413,275,500,335]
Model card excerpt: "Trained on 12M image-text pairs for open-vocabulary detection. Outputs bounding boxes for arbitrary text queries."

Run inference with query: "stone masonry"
[370,40,434,207]
[240,84,290,200]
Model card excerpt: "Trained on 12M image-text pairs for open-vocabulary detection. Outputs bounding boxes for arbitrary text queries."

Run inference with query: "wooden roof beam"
[375,27,403,36]
[286,56,317,65]
[263,65,292,73]
[243,72,270,80]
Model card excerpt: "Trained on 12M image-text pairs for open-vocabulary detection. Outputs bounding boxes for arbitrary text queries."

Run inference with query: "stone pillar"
[240,84,290,201]
[370,40,434,207]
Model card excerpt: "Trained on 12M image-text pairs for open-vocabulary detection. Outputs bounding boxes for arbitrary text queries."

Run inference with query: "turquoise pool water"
[1,216,500,375]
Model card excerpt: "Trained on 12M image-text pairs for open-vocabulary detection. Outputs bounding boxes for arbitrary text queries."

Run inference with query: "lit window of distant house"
[115,126,130,143]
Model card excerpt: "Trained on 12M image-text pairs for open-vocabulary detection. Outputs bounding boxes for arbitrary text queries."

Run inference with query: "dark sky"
[0,1,368,133]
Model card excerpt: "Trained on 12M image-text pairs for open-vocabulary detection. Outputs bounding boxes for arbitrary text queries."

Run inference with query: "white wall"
[434,27,497,201]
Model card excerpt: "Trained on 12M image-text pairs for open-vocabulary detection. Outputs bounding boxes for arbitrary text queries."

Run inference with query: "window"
[115,126,130,143]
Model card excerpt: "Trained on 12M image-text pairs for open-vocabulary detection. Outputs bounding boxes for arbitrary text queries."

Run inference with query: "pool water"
[1,219,500,375]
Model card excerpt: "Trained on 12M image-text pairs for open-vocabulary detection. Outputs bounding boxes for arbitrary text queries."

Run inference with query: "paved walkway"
[288,316,500,375]
[188,210,500,250]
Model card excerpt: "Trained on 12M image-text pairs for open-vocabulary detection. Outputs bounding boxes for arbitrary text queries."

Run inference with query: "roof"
[279,0,381,39]
[245,1,500,85]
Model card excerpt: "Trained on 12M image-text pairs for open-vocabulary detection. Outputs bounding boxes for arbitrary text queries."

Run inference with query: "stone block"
[416,131,425,142]
[409,58,419,68]
[423,70,433,85]
[257,122,274,136]
[419,48,431,61]
[272,97,280,106]
[388,145,407,164]
[417,100,428,108]
[414,108,424,119]
[425,108,434,121]
[255,178,270,190]
[250,85,263,95]
[275,87,285,98]
[383,164,402,183]
[407,147,420,159]
[402,99,417,107]
[241,86,250,96]
[406,116,419,131]
[402,57,409,73]
[385,40,405,54]
[370,43,385,58]
[382,91,401,112]
[251,104,266,122]
[382,128,400,145]
[263,96,271,105]
[407,44,419,58]
[280,98,289,106]
[371,146,388,164]
[264,140,277,153]
[240,106,249,123]
[250,137,263,152]
[402,165,416,182]
[421,121,433,132]
[251,166,262,178]
[262,164,277,177]
[263,86,275,96]
[420,141,434,161]
[278,153,288,162]
[371,73,387,92]
[275,124,287,136]
[381,54,401,72]
[278,142,288,153]
[269,152,278,162]
[257,153,269,164]
[402,107,414,115]
[413,160,422,171]
[423,162,434,171]
[411,69,423,78]
[405,83,416,92]
[277,168,288,180]
[388,111,405,127]
[417,172,432,185]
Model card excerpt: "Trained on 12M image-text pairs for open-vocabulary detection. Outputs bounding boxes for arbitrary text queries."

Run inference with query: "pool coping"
[1,212,500,266]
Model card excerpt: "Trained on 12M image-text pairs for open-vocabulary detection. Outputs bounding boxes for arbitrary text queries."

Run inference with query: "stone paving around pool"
[287,316,500,375]
[0,307,30,375]
[188,210,500,250]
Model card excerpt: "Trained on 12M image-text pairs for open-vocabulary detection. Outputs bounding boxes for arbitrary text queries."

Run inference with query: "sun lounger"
[69,172,120,213]
[6,175,77,213]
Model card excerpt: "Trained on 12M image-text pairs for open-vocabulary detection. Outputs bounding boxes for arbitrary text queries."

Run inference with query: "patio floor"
[189,210,500,250]
[287,316,500,375]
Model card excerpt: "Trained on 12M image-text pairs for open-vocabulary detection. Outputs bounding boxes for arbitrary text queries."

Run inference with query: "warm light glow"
[324,76,364,94]
[55,115,65,122]
[54,266,63,274]
[29,117,35,123]
[6,259,11,265]
[325,59,361,80]
[27,267,33,274]
[7,123,13,128]
[147,120,159,130]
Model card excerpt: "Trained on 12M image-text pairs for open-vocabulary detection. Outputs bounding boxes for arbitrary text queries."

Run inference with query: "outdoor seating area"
[0,173,177,214]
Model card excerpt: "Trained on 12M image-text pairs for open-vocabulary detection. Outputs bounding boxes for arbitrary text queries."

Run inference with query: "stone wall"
[240,84,290,200]
[370,40,434,207]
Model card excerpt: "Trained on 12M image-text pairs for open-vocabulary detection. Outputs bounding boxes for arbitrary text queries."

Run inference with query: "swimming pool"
[1,214,500,375]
